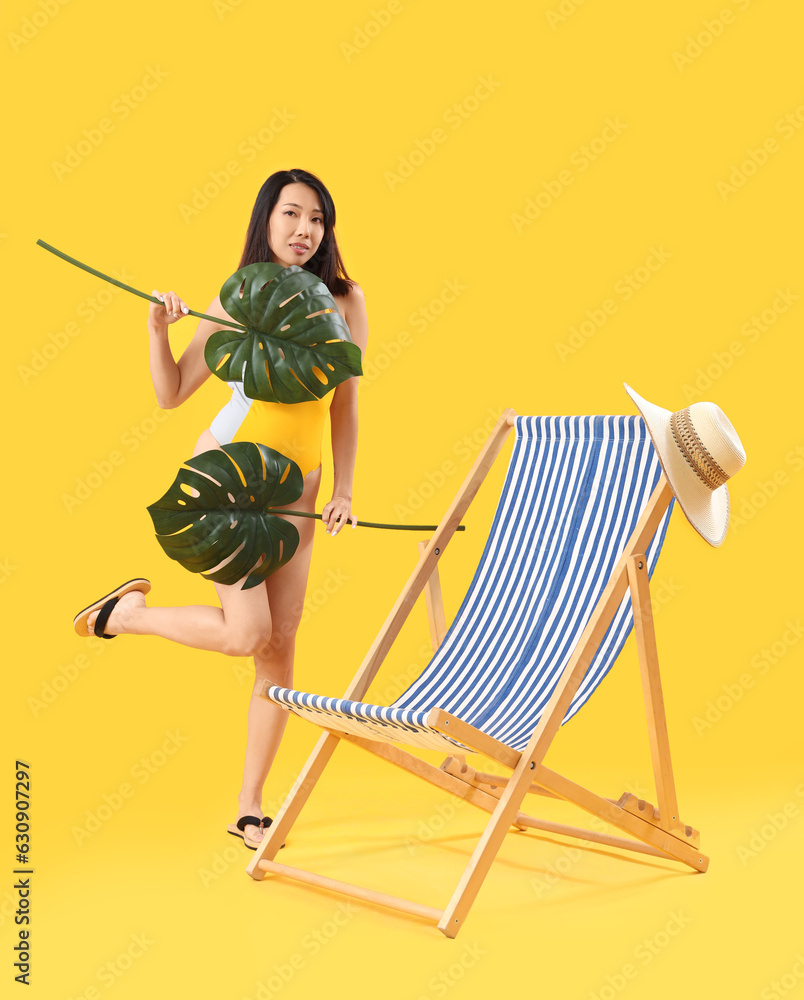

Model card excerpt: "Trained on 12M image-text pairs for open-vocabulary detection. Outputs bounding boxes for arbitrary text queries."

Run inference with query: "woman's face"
[267,183,326,267]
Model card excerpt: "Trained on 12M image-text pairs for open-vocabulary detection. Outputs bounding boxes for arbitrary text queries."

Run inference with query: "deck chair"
[245,409,707,938]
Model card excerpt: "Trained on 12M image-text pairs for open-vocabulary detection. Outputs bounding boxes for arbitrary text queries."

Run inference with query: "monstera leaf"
[146,443,304,589]
[204,263,363,403]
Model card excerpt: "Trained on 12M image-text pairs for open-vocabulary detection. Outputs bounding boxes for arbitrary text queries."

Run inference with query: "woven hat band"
[670,407,729,491]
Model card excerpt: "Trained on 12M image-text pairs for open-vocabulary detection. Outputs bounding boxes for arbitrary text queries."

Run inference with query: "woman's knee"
[252,663,293,691]
[253,646,294,685]
[268,618,300,655]
[220,622,273,658]
[254,668,294,693]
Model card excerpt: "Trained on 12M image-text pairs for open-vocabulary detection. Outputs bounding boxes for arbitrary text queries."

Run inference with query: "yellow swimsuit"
[209,381,332,478]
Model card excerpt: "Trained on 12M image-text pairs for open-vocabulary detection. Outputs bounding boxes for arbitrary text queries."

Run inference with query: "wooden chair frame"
[245,410,707,938]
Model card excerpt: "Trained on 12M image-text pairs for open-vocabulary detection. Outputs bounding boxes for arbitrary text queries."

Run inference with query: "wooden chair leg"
[437,748,538,937]
[246,731,341,879]
[627,554,680,834]
[418,539,448,651]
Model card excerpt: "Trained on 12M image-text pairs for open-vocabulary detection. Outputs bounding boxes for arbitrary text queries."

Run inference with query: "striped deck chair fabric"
[265,415,674,753]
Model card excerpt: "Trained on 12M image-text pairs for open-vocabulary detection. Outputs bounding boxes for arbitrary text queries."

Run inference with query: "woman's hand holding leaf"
[149,288,191,331]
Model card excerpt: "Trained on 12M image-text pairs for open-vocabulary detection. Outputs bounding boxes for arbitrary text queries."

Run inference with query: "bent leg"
[85,427,274,656]
[85,575,273,656]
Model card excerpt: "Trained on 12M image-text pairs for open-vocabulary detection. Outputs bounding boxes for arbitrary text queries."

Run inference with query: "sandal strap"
[236,815,263,832]
[93,597,119,639]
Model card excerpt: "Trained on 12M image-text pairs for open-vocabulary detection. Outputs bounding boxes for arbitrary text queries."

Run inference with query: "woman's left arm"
[321,283,369,536]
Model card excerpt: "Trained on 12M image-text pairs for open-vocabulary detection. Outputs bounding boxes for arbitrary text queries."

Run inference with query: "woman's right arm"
[148,289,234,409]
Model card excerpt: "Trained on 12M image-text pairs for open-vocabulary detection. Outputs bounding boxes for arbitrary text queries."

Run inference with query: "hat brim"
[623,383,729,547]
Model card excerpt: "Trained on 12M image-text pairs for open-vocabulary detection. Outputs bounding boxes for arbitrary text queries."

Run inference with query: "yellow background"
[3,0,802,996]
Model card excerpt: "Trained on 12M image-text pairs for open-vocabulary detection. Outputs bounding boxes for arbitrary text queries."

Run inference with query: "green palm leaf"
[204,263,363,403]
[146,443,304,589]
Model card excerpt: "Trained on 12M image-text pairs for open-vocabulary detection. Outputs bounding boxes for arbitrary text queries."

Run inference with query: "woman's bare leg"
[235,466,321,843]
[85,583,273,656]
[81,426,322,843]
[85,428,274,656]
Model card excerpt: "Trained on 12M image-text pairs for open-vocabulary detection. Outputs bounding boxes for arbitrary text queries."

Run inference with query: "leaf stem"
[36,239,247,332]
[264,508,465,531]
[38,238,460,537]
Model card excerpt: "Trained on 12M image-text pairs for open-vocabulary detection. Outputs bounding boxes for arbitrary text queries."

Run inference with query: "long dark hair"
[238,168,354,297]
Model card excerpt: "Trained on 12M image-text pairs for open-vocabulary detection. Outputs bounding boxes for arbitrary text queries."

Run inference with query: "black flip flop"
[227,815,284,850]
[73,579,151,638]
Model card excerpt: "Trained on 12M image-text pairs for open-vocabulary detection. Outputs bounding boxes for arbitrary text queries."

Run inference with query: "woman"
[73,168,369,849]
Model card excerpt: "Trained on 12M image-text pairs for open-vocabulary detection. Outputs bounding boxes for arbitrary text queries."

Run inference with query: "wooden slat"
[427,709,521,769]
[472,771,560,799]
[418,539,448,651]
[535,766,708,872]
[511,814,670,859]
[257,860,443,923]
[336,732,502,814]
[472,771,615,806]
[626,553,681,834]
[344,740,670,860]
[437,758,668,855]
[618,793,700,848]
[437,756,527,830]
[434,753,536,830]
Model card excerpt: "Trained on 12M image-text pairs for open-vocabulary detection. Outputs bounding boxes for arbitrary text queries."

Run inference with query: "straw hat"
[623,383,746,547]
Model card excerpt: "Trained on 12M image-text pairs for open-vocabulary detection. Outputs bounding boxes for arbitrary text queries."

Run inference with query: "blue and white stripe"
[266,415,673,753]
